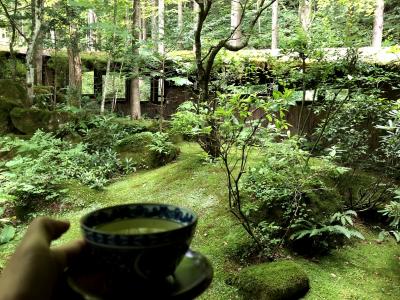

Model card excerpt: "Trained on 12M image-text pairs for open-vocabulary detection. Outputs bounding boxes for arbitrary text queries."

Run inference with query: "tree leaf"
[0,225,16,244]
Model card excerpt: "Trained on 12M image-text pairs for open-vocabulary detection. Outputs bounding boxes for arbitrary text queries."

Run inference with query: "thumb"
[23,217,70,248]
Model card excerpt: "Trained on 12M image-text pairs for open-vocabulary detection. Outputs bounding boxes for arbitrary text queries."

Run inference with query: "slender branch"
[0,0,28,41]
[306,90,349,165]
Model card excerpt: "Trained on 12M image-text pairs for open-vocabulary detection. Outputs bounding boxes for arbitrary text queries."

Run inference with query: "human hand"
[0,217,85,300]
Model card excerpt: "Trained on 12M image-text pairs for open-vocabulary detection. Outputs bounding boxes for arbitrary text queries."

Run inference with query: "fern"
[290,210,364,243]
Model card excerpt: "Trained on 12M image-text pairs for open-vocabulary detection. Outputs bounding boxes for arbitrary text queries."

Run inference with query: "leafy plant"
[290,210,364,252]
[378,190,400,242]
[148,132,180,166]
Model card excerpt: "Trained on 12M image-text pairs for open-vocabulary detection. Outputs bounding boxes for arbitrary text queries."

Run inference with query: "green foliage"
[0,129,127,211]
[376,102,400,175]
[170,101,211,137]
[0,55,26,81]
[0,131,69,209]
[378,190,400,242]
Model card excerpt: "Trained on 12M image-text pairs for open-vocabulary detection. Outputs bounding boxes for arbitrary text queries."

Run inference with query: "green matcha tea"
[95,218,182,234]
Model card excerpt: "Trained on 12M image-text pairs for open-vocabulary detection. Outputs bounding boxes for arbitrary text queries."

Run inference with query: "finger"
[24,217,70,247]
[52,239,87,270]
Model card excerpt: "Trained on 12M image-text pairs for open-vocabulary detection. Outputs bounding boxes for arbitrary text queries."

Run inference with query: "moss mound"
[235,260,310,300]
[10,108,73,135]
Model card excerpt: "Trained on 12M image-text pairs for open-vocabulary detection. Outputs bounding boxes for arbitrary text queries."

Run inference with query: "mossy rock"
[151,144,180,167]
[234,260,310,300]
[10,108,73,135]
[0,79,28,107]
[0,80,28,133]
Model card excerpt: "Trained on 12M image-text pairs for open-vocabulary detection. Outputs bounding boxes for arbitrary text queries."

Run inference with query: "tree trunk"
[372,0,384,48]
[230,0,242,47]
[87,9,97,51]
[177,0,183,48]
[158,0,164,54]
[141,17,147,40]
[131,0,141,119]
[68,23,82,107]
[193,1,199,53]
[151,0,158,49]
[271,0,278,50]
[257,0,261,34]
[34,32,43,85]
[101,58,111,114]
[9,0,18,80]
[298,0,312,32]
[26,0,44,105]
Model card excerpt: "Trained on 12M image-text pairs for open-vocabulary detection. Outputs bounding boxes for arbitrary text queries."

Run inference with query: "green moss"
[235,260,310,300]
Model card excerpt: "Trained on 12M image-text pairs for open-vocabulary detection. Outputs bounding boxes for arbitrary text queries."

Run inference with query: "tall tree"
[130,0,141,119]
[271,0,278,50]
[372,0,384,48]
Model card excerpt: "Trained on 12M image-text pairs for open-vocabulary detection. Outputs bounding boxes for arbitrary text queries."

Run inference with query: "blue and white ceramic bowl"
[80,203,197,281]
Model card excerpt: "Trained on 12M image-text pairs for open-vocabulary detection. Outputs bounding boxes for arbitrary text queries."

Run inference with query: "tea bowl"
[80,203,197,282]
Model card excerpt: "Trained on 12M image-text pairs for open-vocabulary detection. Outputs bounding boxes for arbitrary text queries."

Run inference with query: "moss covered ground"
[0,143,399,299]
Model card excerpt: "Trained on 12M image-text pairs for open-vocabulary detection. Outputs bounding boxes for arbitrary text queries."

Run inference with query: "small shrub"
[148,132,180,166]
[242,138,356,254]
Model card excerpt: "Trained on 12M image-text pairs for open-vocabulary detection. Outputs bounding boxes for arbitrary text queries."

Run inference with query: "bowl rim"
[80,202,198,237]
